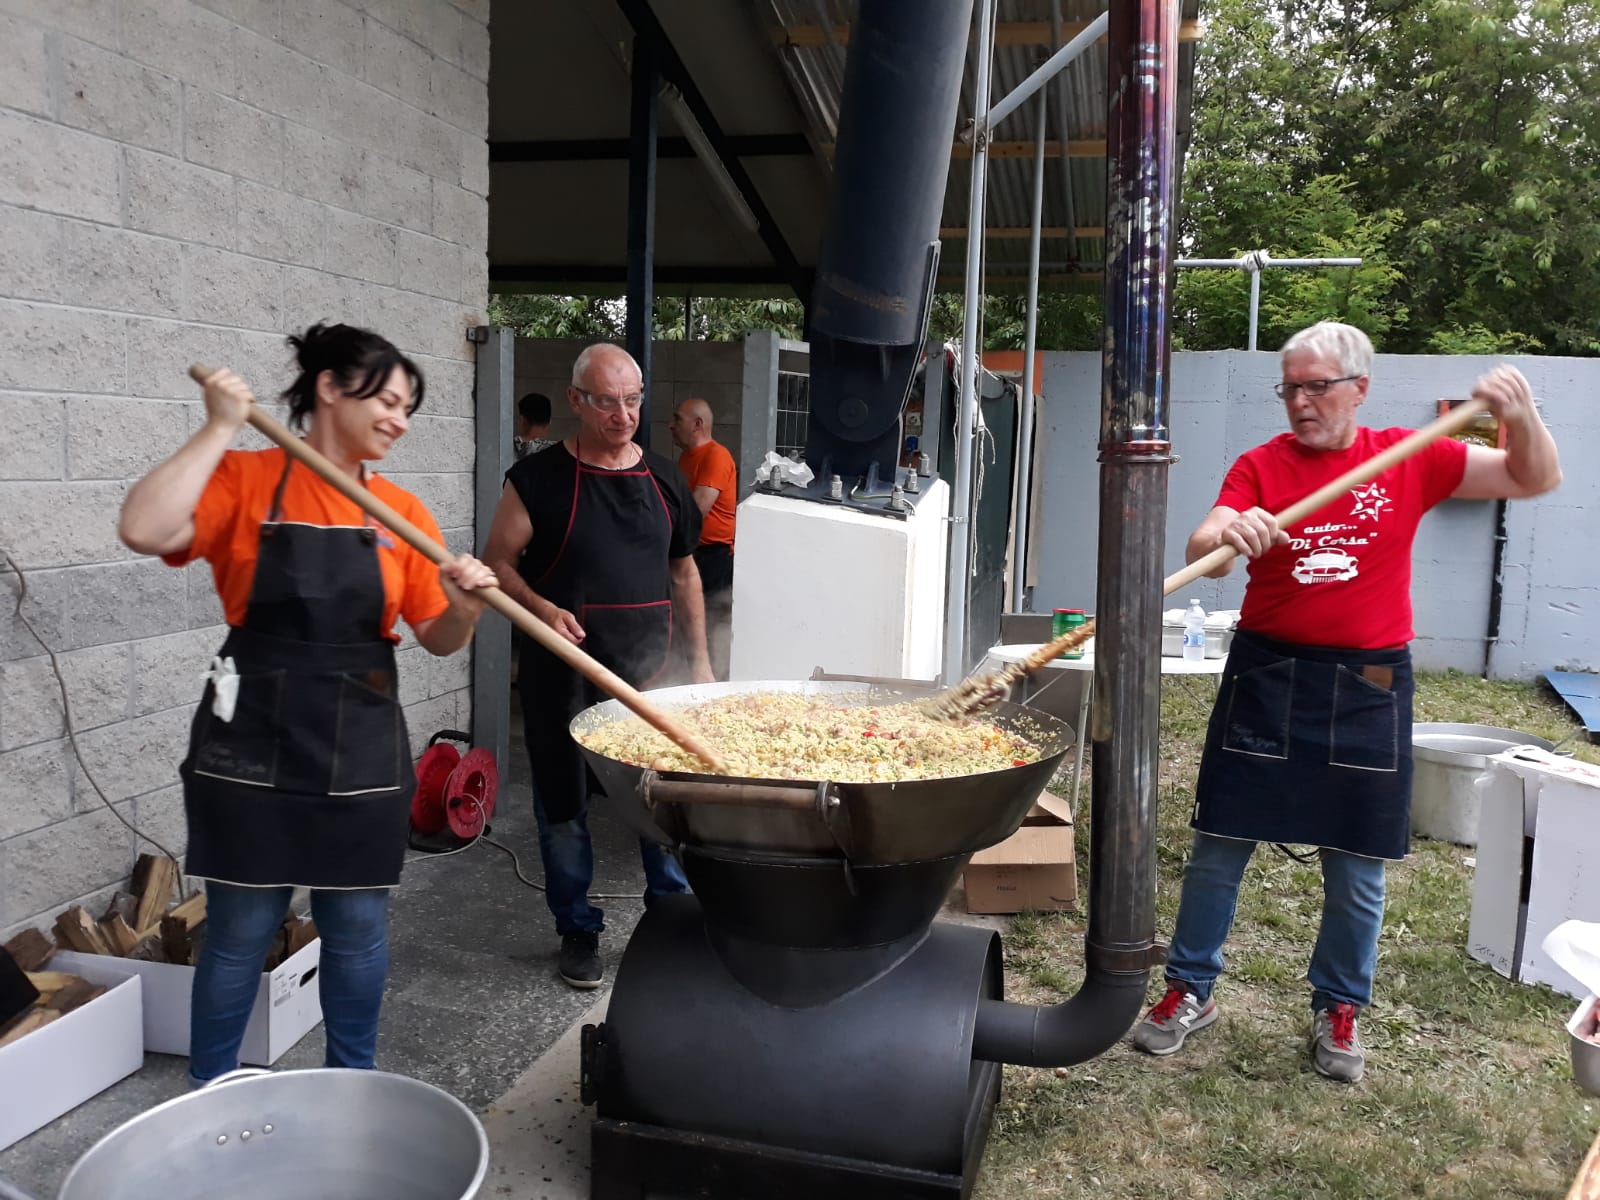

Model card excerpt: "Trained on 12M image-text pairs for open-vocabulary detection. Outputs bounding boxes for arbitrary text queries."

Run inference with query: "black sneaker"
[558,931,603,989]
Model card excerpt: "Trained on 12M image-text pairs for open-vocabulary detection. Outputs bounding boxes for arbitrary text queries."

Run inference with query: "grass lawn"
[976,670,1600,1199]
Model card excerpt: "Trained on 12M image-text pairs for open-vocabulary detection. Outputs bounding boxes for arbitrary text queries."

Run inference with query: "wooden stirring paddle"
[185,363,726,772]
[930,395,1492,721]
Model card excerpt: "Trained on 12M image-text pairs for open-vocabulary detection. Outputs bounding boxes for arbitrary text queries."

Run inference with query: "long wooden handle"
[999,397,1491,682]
[1164,396,1491,597]
[186,364,725,772]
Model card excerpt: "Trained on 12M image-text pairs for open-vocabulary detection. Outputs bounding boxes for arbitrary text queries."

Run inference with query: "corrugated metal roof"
[763,0,1200,291]
[488,1,1199,296]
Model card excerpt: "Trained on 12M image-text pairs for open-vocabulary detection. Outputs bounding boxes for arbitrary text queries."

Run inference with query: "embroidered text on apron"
[1192,629,1415,861]
[180,458,414,889]
[520,442,676,824]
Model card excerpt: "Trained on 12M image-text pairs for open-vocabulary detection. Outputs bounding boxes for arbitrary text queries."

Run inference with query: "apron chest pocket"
[1329,666,1399,773]
[192,670,286,787]
[1221,659,1295,760]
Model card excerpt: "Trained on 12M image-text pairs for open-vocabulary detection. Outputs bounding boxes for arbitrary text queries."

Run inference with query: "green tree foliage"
[1177,0,1600,355]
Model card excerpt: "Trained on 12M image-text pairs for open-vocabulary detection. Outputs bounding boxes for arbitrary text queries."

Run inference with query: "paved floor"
[0,701,1021,1199]
[0,705,654,1199]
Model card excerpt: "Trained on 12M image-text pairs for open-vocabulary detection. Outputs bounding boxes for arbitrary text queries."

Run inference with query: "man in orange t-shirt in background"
[670,397,737,680]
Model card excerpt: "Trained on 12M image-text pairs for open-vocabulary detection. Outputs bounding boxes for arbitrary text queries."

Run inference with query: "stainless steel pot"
[2,1069,487,1200]
[1412,722,1556,847]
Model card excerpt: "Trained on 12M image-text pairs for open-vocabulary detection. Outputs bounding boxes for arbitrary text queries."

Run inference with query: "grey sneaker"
[558,931,603,989]
[1131,983,1218,1055]
[1311,1002,1365,1082]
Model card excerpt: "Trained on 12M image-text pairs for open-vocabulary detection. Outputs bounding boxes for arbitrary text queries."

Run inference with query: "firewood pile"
[0,854,316,1051]
[0,928,104,1049]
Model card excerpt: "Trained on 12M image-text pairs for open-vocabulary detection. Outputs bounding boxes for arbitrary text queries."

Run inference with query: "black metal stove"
[570,681,1122,1199]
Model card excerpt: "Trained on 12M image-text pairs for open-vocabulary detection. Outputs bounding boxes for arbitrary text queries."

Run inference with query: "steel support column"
[471,325,515,773]
[1009,86,1048,613]
[626,32,658,431]
[944,0,996,685]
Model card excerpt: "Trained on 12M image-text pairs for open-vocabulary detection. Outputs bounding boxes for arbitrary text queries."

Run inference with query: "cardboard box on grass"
[0,956,143,1152]
[54,936,322,1066]
[964,792,1077,914]
[1468,748,1600,999]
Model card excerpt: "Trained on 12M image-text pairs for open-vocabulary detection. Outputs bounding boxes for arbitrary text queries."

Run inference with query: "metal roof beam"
[939,226,1106,239]
[491,264,798,286]
[985,11,1105,131]
[951,139,1102,159]
[615,0,811,308]
[490,134,813,163]
[772,19,1204,48]
[818,139,1101,160]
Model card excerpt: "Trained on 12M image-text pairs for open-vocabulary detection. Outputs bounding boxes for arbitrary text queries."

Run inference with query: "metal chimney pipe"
[972,0,1180,1068]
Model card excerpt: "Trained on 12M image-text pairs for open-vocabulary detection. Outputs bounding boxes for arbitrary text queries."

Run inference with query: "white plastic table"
[984,642,1229,817]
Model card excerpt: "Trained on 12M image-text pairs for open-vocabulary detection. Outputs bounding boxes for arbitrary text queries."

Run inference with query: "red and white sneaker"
[1131,982,1218,1056]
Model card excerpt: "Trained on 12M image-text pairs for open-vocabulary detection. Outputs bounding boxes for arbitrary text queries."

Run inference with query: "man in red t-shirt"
[1132,321,1562,1082]
[670,397,738,680]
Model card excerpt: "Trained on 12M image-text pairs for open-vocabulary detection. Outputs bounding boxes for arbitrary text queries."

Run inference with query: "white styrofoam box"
[1468,749,1600,999]
[0,957,143,1151]
[54,937,322,1065]
[728,481,949,683]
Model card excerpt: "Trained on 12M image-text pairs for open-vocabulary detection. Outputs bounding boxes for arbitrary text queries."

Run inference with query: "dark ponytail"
[282,323,426,430]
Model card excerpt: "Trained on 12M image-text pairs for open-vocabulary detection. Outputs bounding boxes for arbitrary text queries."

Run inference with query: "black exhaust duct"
[802,0,972,487]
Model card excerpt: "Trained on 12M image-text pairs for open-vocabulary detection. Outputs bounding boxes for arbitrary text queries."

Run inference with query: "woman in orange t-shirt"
[118,323,496,1084]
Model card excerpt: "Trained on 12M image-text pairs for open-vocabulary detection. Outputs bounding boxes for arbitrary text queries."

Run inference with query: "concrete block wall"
[1031,350,1600,680]
[513,337,751,476]
[0,0,490,940]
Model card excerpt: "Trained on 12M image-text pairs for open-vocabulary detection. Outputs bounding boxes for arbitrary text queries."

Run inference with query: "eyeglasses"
[1274,375,1360,400]
[577,389,644,413]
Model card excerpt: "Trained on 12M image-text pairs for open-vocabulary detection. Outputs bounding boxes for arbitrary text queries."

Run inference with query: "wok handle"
[184,363,725,773]
[644,777,838,813]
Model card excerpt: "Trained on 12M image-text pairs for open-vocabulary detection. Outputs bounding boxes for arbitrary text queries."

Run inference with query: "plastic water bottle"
[1182,599,1207,662]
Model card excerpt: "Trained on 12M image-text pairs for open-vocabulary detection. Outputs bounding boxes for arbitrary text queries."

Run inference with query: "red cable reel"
[411,729,498,839]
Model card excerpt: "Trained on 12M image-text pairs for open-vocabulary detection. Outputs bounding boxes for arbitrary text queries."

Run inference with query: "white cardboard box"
[54,937,323,1066]
[0,957,144,1151]
[1469,749,1600,999]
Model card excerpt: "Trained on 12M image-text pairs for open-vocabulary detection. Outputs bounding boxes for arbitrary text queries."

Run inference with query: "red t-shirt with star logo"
[1214,428,1468,649]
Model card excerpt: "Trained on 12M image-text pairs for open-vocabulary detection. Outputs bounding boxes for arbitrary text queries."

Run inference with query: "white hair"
[1280,321,1373,378]
[570,343,641,389]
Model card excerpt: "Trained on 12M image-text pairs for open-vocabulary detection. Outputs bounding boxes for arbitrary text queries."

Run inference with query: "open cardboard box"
[0,955,143,1152]
[963,792,1077,914]
[54,936,322,1066]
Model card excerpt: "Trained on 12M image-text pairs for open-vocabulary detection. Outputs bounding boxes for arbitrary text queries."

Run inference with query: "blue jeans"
[532,786,688,935]
[1165,832,1387,1011]
[189,882,391,1084]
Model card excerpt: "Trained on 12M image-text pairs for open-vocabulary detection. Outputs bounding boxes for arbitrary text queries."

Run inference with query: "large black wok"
[571,679,1074,866]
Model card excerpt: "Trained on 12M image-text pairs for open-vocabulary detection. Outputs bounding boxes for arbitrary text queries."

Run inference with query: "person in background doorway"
[669,397,737,681]
[117,323,497,1084]
[485,344,713,989]
[1129,320,1561,1083]
[515,392,556,460]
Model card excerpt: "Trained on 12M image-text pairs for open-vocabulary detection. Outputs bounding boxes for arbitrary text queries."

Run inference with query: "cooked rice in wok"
[577,692,1043,782]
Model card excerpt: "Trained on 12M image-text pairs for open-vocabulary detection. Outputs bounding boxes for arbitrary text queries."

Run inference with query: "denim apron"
[179,458,414,889]
[516,446,676,824]
[1192,628,1414,860]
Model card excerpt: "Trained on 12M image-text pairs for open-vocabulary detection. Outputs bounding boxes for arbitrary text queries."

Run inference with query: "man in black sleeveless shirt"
[485,343,713,988]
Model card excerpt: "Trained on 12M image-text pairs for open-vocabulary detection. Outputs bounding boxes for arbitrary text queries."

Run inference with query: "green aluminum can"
[1052,608,1086,658]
